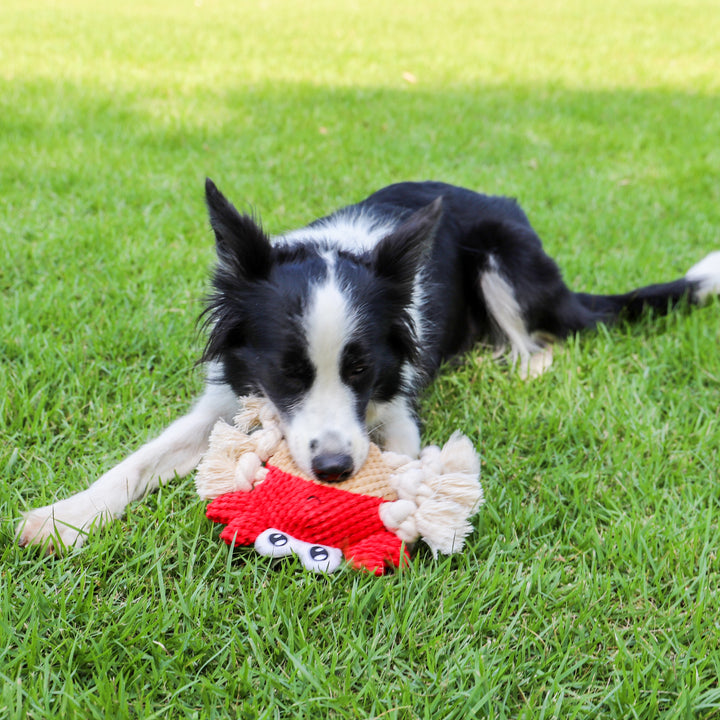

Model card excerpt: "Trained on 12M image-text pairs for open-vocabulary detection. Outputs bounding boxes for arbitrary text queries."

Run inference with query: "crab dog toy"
[195,397,484,575]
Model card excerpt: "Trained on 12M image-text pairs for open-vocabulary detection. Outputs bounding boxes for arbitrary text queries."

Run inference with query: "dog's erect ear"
[205,178,272,279]
[371,197,443,288]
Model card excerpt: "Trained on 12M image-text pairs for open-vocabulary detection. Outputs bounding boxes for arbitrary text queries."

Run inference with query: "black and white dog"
[18,180,720,550]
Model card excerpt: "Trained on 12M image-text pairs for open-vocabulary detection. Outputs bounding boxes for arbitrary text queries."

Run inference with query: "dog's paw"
[16,499,106,554]
[519,344,554,379]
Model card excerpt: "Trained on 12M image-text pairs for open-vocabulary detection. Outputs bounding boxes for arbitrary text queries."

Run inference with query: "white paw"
[16,497,109,553]
[383,424,421,458]
[380,412,421,458]
[518,344,554,379]
[367,397,421,458]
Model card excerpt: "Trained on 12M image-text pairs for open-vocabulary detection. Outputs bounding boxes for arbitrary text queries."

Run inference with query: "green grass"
[2,0,720,717]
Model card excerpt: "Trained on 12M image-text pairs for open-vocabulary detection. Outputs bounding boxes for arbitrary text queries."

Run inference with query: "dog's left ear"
[372,197,443,290]
[205,178,272,280]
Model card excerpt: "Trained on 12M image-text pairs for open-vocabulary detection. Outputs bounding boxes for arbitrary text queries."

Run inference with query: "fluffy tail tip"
[686,251,720,304]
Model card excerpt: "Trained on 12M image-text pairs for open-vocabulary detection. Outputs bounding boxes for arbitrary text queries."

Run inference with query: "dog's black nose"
[311,453,354,482]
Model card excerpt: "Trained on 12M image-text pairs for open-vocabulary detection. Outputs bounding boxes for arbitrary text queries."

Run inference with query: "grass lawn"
[2,0,720,717]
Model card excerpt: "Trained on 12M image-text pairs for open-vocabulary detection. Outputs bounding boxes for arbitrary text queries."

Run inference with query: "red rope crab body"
[207,465,407,574]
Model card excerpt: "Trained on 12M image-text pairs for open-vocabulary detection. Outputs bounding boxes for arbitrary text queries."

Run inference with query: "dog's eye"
[341,342,373,388]
[281,355,315,394]
[346,362,368,380]
[342,356,372,388]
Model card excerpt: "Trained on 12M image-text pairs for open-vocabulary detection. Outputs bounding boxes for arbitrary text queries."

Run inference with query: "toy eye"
[268,532,289,547]
[309,546,329,561]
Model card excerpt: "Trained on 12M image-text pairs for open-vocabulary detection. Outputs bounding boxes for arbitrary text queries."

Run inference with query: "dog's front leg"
[16,380,239,552]
[368,396,421,458]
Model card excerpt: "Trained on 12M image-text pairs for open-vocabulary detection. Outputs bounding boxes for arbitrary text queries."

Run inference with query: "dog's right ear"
[205,178,272,280]
[372,197,443,289]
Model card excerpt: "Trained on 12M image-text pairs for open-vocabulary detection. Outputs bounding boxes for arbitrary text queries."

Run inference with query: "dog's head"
[201,179,441,480]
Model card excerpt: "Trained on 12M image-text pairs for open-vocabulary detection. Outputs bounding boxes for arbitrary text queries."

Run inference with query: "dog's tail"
[572,251,720,328]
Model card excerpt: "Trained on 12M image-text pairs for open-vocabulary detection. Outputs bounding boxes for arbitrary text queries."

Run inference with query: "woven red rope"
[206,465,409,575]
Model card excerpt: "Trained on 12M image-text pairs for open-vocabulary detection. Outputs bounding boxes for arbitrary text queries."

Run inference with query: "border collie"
[17,180,720,551]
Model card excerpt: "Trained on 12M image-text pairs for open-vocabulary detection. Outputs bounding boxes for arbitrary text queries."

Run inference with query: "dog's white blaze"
[280,213,429,395]
[687,251,720,304]
[284,276,370,475]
